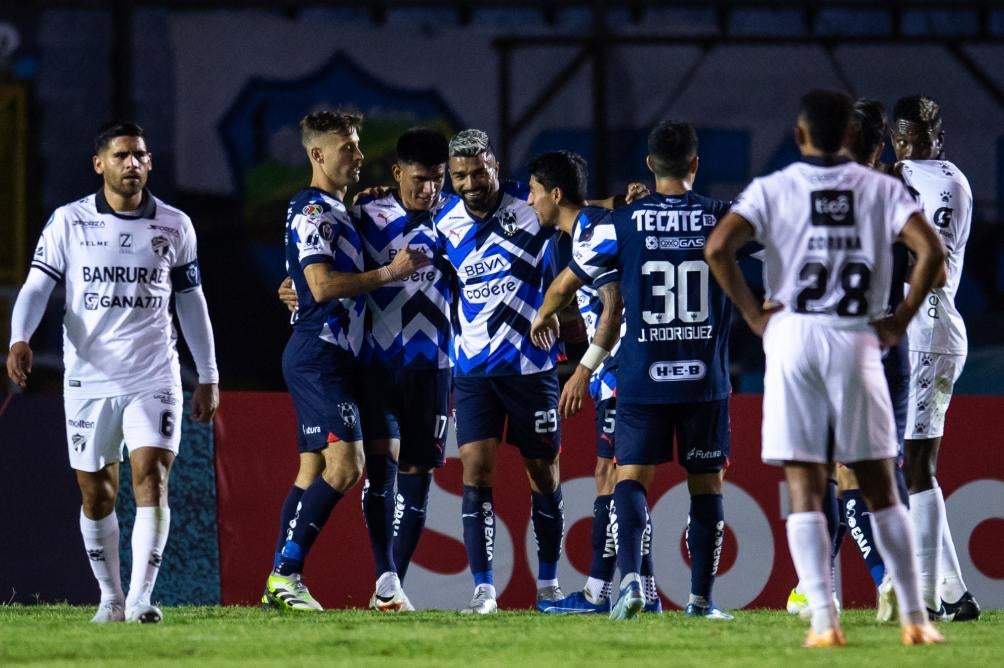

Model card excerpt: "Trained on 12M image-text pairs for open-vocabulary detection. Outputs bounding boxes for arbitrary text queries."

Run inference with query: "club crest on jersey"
[338,402,358,429]
[151,236,170,257]
[811,190,855,227]
[318,221,335,241]
[497,208,519,236]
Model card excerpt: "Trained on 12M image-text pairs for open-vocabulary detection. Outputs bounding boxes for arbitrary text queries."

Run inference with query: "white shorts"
[63,385,183,472]
[905,351,965,440]
[761,313,897,465]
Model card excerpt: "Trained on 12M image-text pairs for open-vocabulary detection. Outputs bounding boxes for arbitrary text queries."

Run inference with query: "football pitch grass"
[0,606,999,667]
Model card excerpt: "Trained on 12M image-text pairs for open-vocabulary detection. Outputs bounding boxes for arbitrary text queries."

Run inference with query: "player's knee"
[594,458,616,494]
[687,470,723,495]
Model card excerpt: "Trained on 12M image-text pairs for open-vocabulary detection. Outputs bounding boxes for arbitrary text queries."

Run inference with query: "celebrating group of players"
[5,84,979,648]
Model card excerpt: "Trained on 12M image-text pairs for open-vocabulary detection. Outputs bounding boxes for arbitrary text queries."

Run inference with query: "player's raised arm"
[557,278,621,418]
[872,212,946,347]
[705,212,779,337]
[531,266,584,350]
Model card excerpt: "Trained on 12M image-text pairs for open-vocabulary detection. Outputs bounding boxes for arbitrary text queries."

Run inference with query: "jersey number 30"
[641,260,710,324]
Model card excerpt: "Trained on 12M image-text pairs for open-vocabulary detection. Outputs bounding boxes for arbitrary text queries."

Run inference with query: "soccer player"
[354,127,453,611]
[263,111,429,611]
[6,121,220,624]
[705,89,945,647]
[892,95,980,621]
[435,129,564,614]
[532,123,739,621]
[526,150,663,615]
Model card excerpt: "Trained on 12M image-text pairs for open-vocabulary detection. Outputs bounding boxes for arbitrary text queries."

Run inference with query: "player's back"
[899,159,970,354]
[572,191,733,404]
[283,188,365,354]
[733,158,919,328]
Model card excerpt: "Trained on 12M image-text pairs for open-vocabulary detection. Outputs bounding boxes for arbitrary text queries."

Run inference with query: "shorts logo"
[71,433,87,453]
[916,400,928,413]
[918,376,932,390]
[153,388,177,406]
[686,447,722,461]
[339,402,358,429]
[84,293,100,310]
[810,190,855,227]
[151,236,170,257]
[496,208,519,236]
[915,421,928,433]
[302,425,321,435]
[649,360,706,382]
[921,354,934,367]
[303,203,323,217]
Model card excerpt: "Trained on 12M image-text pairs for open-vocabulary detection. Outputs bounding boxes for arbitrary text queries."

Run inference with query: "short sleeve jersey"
[283,188,365,355]
[899,160,971,355]
[569,192,733,404]
[571,207,623,403]
[31,189,203,398]
[731,157,920,327]
[355,192,452,369]
[434,182,558,377]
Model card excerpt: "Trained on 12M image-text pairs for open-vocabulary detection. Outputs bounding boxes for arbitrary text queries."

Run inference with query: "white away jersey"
[900,160,971,355]
[732,158,921,327]
[31,190,203,398]
[356,193,452,369]
[435,182,558,376]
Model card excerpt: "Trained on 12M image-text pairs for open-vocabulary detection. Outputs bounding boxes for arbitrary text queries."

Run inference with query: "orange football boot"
[803,627,846,648]
[902,623,945,645]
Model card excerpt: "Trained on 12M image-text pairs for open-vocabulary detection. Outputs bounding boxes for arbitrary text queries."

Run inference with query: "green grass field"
[0,606,999,667]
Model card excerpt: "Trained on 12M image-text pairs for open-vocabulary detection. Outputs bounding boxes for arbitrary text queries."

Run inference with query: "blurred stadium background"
[0,1,1001,611]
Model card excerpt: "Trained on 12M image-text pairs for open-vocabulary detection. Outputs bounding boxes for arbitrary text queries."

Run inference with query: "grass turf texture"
[0,606,999,667]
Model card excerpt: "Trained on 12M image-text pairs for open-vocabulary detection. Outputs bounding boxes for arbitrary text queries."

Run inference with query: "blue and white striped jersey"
[284,188,365,355]
[435,181,558,377]
[571,207,622,403]
[570,192,733,404]
[355,192,452,369]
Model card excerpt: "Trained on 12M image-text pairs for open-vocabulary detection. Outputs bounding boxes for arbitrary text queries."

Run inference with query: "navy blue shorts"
[358,365,451,469]
[594,397,616,460]
[615,399,731,472]
[282,331,363,452]
[453,370,560,460]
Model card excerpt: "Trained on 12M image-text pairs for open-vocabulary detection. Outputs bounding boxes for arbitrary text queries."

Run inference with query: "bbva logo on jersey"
[810,190,855,227]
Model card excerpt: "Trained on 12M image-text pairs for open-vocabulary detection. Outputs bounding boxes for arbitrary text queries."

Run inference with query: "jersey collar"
[800,155,852,167]
[95,188,157,219]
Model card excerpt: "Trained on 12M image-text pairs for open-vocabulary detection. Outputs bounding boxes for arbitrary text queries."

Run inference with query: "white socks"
[584,577,609,602]
[909,487,945,610]
[786,512,837,634]
[938,509,969,603]
[79,509,124,603]
[869,504,926,626]
[125,506,171,609]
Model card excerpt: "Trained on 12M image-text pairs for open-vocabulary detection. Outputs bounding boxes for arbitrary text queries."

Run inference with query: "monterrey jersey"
[569,192,732,404]
[30,189,203,398]
[900,160,971,355]
[732,157,920,327]
[435,181,558,376]
[571,207,623,403]
[283,188,365,355]
[356,192,452,369]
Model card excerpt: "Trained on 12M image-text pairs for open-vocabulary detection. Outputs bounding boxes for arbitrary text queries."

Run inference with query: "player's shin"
[687,494,724,605]
[908,486,945,610]
[125,506,170,608]
[843,489,886,586]
[393,471,432,582]
[362,454,398,578]
[585,495,616,602]
[613,480,647,580]
[870,503,927,626]
[462,485,495,587]
[276,478,343,575]
[786,511,839,635]
[80,508,125,604]
[531,487,564,590]
[272,486,305,569]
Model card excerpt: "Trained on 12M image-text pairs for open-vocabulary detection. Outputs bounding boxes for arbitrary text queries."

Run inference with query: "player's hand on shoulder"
[386,247,431,279]
[624,182,650,204]
[6,341,33,389]
[530,313,560,350]
[558,365,589,418]
[190,383,220,424]
[352,185,394,206]
[277,276,298,313]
